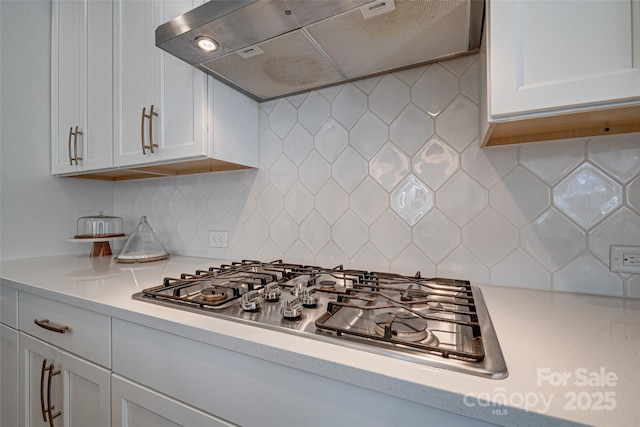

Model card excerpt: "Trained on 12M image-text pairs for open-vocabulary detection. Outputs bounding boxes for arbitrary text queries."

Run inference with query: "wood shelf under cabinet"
[482,104,640,147]
[66,158,254,181]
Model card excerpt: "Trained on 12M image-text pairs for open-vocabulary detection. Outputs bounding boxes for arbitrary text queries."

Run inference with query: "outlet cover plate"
[209,231,228,248]
[610,245,640,273]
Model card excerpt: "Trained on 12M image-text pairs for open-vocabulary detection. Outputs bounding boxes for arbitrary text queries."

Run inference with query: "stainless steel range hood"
[156,0,484,102]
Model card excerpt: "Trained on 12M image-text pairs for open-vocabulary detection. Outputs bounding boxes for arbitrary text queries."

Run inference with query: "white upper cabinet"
[51,0,113,174]
[490,0,640,116]
[481,0,640,146]
[52,0,257,180]
[113,0,209,167]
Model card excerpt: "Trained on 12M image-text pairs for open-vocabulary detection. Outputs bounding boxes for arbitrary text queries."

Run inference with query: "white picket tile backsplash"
[114,54,640,298]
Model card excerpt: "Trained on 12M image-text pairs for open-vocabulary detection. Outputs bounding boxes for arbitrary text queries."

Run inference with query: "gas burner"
[404,300,444,312]
[281,298,303,320]
[399,288,447,307]
[319,280,336,291]
[373,312,436,344]
[200,287,229,302]
[241,290,263,312]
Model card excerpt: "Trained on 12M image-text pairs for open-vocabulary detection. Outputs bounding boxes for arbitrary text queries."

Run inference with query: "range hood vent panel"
[156,0,371,65]
[307,0,471,79]
[156,0,484,102]
[202,31,346,100]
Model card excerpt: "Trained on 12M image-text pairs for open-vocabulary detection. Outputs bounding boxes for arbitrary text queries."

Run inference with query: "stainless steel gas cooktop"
[132,260,508,379]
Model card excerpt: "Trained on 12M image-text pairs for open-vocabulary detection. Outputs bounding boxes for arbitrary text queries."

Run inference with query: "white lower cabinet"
[112,375,235,427]
[18,333,110,427]
[112,319,492,427]
[1,324,19,427]
[1,284,19,427]
[18,292,111,368]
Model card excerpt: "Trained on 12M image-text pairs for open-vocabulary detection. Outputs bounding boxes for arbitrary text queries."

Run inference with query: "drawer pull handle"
[34,319,69,334]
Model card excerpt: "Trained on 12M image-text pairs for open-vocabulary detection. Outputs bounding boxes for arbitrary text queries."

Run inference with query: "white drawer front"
[19,292,110,367]
[112,320,469,427]
[0,284,18,328]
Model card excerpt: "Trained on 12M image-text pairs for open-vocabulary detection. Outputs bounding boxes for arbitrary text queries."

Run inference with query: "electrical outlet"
[610,245,640,273]
[208,231,228,248]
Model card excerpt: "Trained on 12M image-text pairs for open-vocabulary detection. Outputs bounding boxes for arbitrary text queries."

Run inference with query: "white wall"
[0,0,113,261]
[114,57,640,299]
[1,1,638,298]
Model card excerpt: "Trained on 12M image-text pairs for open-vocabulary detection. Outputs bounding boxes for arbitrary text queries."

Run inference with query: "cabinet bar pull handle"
[40,360,48,422]
[34,319,69,334]
[148,104,158,153]
[67,127,74,165]
[73,125,83,165]
[46,363,62,427]
[68,126,83,165]
[141,105,159,155]
[141,107,147,154]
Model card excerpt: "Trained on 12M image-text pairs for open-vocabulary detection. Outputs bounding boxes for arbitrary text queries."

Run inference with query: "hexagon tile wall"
[114,54,640,298]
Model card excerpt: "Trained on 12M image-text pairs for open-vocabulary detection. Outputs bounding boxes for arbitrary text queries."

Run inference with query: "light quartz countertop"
[1,254,638,426]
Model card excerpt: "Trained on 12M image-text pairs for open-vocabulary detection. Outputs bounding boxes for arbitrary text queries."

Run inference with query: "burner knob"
[263,282,281,302]
[241,290,263,312]
[300,288,319,307]
[290,282,305,296]
[281,298,303,319]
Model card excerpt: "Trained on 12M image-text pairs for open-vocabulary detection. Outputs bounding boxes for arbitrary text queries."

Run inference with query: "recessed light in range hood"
[156,0,484,102]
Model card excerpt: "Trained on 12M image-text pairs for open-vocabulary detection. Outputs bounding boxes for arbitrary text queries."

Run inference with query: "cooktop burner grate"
[133,260,508,379]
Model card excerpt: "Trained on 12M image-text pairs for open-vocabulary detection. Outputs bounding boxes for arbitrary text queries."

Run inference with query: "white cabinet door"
[59,349,111,427]
[113,0,207,167]
[112,375,235,427]
[488,0,640,118]
[155,0,208,163]
[51,0,113,175]
[19,333,110,427]
[19,333,60,427]
[1,325,19,427]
